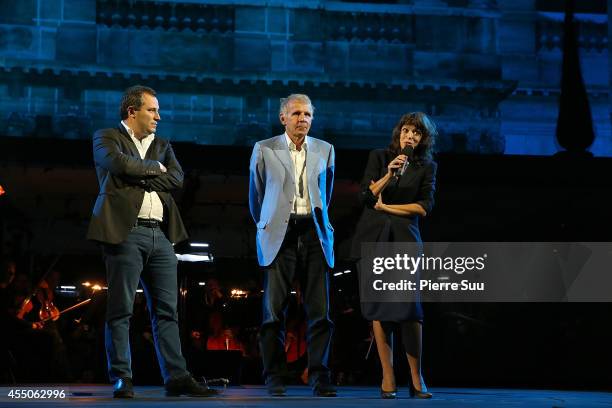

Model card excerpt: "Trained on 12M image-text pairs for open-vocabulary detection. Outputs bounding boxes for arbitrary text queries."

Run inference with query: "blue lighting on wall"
[0,0,609,156]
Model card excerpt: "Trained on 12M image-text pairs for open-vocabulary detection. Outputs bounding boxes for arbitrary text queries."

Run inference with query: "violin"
[36,280,60,322]
[15,279,60,323]
[17,281,92,326]
[13,257,85,326]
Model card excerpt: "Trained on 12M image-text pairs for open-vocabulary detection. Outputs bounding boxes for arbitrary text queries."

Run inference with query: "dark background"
[1,0,611,390]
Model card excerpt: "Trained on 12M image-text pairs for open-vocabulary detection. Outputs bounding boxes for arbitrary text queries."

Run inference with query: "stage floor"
[1,385,611,407]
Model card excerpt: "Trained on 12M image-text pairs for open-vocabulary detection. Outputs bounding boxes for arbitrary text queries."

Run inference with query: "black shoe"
[266,377,286,396]
[312,379,337,397]
[165,375,220,397]
[409,382,432,399]
[113,377,134,399]
[380,388,397,399]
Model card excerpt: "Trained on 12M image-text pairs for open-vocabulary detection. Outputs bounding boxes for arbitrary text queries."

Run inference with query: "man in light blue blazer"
[249,94,336,397]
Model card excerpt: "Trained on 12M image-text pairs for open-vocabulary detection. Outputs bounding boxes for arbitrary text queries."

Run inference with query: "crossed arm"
[370,173,426,217]
[93,130,184,192]
[359,150,433,218]
[374,195,427,217]
[142,145,184,192]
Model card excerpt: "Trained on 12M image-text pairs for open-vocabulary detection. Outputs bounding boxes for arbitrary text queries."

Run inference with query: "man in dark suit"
[249,94,337,397]
[87,85,218,398]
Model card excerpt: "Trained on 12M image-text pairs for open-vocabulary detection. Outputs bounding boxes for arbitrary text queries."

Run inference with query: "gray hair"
[279,94,315,115]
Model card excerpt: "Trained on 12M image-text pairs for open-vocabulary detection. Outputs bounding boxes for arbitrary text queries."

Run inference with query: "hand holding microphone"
[387,154,406,175]
[396,145,414,177]
[387,146,414,179]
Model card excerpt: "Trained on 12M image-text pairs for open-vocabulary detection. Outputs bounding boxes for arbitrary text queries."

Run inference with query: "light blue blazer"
[249,135,335,268]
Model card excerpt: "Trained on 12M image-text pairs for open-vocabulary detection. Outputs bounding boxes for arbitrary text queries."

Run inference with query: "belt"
[136,218,161,228]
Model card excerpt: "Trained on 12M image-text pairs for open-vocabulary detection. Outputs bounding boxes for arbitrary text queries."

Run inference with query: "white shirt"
[284,133,311,216]
[121,121,164,221]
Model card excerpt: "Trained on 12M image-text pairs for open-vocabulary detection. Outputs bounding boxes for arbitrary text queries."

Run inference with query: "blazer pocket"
[256,219,268,230]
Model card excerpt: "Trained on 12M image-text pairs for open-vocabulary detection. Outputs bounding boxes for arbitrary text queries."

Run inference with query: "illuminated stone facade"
[0,0,609,155]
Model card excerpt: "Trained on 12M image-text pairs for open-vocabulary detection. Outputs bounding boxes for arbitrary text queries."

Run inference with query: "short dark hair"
[119,85,157,120]
[388,112,437,164]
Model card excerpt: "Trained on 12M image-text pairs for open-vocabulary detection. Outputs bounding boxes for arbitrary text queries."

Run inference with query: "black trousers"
[259,218,334,385]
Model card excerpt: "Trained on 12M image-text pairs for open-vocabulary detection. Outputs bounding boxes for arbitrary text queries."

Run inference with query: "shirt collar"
[284,132,308,152]
[121,121,155,142]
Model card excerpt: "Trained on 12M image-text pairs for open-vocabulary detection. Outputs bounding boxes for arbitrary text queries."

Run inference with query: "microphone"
[395,146,414,178]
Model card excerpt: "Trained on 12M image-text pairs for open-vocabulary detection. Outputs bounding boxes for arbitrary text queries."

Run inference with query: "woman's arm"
[368,172,392,197]
[376,161,437,217]
[368,153,407,196]
[374,195,427,217]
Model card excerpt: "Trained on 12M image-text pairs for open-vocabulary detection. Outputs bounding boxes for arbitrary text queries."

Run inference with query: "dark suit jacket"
[87,125,188,244]
[351,149,437,258]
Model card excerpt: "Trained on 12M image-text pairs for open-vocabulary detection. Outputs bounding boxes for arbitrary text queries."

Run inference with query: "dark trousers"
[260,218,334,385]
[102,225,188,383]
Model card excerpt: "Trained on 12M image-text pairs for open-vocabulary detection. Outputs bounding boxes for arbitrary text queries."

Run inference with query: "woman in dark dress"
[352,112,437,399]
